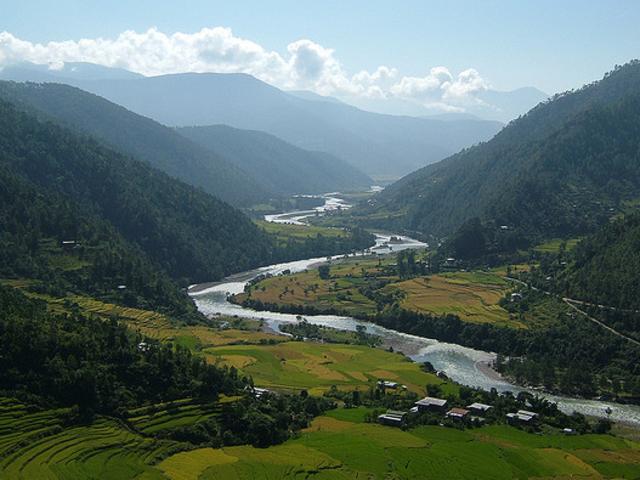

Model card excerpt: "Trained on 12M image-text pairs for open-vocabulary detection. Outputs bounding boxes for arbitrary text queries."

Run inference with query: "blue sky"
[2,0,639,95]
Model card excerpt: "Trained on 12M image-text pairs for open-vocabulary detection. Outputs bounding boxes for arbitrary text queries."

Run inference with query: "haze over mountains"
[358,61,640,244]
[0,62,510,179]
[0,80,372,205]
[177,125,371,196]
[341,86,549,123]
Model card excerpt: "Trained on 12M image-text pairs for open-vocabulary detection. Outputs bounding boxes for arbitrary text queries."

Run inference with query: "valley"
[1,16,640,478]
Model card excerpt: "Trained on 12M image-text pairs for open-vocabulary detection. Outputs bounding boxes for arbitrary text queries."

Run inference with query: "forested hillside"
[565,214,640,310]
[0,99,277,299]
[178,125,372,195]
[0,81,268,206]
[358,61,640,243]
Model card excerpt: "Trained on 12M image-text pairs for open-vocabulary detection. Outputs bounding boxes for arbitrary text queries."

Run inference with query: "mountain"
[177,125,372,195]
[0,63,503,179]
[0,97,279,308]
[474,87,549,122]
[0,81,269,206]
[286,90,344,105]
[0,61,144,81]
[566,213,640,310]
[336,87,547,123]
[358,61,640,242]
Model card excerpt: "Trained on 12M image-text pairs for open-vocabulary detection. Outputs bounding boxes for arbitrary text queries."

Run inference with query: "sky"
[1,0,639,111]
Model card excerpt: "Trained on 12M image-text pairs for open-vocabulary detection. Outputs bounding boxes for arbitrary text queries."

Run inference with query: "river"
[190,192,640,426]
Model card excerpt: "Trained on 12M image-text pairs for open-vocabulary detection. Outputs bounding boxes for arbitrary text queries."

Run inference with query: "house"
[506,410,538,425]
[510,292,523,302]
[377,380,399,389]
[137,341,150,352]
[377,410,407,427]
[562,428,577,435]
[61,240,79,251]
[467,402,493,415]
[444,258,457,267]
[247,386,274,399]
[415,396,448,412]
[446,408,470,420]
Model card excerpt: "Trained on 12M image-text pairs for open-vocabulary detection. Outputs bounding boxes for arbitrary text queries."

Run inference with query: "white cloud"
[0,27,490,112]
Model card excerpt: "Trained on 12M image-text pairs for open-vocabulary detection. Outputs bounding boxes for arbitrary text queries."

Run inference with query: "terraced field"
[155,413,640,479]
[240,258,526,326]
[127,396,239,435]
[0,399,174,480]
[203,341,456,396]
[238,257,394,316]
[390,271,516,327]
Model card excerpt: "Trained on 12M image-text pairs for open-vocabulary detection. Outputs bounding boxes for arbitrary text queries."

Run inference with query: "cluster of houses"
[378,396,541,428]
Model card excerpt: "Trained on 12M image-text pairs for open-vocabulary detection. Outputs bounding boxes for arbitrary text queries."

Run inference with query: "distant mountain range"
[341,86,548,123]
[0,81,371,204]
[177,125,371,196]
[357,60,640,242]
[0,62,503,179]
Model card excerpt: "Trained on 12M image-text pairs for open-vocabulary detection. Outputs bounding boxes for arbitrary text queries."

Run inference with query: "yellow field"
[2,283,283,350]
[154,416,640,480]
[204,340,456,396]
[242,260,526,328]
[390,271,519,328]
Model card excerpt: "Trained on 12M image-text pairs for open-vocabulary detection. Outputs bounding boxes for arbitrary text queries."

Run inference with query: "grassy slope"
[156,414,640,480]
[203,341,456,396]
[3,395,640,479]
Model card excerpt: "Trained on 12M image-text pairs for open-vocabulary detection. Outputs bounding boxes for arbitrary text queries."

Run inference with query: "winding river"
[190,193,640,426]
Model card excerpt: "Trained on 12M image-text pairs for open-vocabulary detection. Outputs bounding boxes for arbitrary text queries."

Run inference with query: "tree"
[318,264,331,280]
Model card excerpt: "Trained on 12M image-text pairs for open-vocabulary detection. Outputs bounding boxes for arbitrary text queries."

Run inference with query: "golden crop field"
[389,271,519,328]
[204,341,456,396]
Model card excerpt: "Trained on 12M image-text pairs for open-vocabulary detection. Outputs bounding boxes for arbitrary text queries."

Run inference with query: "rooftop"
[467,402,493,411]
[415,396,448,407]
[446,408,470,418]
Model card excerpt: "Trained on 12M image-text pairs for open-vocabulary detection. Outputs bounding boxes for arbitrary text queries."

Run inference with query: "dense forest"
[564,213,640,310]
[0,81,269,206]
[0,98,376,322]
[355,61,640,246]
[0,285,332,447]
[0,285,241,415]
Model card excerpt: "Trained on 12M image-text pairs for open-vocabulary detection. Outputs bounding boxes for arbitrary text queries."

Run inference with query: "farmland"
[236,256,533,327]
[4,394,640,479]
[389,271,516,327]
[155,413,640,480]
[203,341,456,396]
[255,220,348,244]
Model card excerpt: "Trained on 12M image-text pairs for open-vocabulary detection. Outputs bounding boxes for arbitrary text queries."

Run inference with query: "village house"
[446,407,470,420]
[506,410,538,425]
[414,396,448,413]
[61,240,79,252]
[377,380,399,389]
[246,386,274,399]
[377,410,407,427]
[467,402,493,416]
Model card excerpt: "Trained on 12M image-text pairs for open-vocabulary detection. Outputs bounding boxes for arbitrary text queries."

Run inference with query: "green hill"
[0,98,277,313]
[178,124,372,195]
[358,61,640,243]
[566,213,640,310]
[0,81,269,206]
